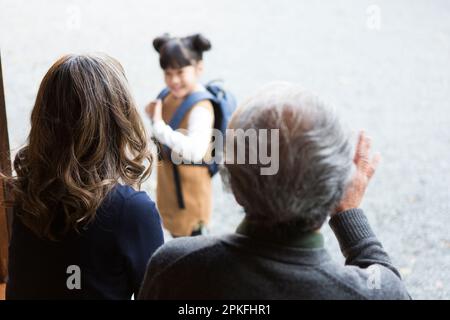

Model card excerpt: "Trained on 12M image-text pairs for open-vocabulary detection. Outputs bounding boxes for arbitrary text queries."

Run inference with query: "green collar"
[236,219,324,249]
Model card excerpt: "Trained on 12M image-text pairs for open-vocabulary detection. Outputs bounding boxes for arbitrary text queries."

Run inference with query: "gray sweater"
[138,209,411,300]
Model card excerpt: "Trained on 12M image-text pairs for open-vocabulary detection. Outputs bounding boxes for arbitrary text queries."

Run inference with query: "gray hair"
[221,82,353,231]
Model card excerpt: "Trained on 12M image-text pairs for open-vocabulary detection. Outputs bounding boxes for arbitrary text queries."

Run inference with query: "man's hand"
[145,99,163,123]
[333,131,381,215]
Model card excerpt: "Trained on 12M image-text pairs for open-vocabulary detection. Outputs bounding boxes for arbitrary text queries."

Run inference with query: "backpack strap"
[168,91,215,130]
[159,90,215,157]
[156,87,171,100]
[172,164,185,209]
[158,89,215,210]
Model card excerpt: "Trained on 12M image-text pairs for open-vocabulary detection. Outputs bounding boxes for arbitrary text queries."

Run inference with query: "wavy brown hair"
[1,53,152,240]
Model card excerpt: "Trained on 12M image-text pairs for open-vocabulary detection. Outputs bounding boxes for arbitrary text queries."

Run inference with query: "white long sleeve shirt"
[152,105,214,163]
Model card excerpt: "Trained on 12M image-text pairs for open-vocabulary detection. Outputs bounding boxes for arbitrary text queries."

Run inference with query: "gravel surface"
[1,0,449,299]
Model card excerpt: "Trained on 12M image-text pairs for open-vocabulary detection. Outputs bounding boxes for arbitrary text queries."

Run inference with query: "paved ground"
[1,0,449,299]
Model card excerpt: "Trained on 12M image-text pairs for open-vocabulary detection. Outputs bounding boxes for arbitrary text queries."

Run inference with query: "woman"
[1,54,163,299]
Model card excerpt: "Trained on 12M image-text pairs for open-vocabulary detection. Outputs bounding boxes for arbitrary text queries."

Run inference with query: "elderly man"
[138,83,410,300]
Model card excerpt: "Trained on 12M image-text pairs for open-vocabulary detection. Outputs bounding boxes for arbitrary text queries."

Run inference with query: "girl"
[1,54,164,299]
[146,33,215,237]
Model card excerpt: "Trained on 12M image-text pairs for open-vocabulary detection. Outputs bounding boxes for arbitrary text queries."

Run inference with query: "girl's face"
[164,61,203,99]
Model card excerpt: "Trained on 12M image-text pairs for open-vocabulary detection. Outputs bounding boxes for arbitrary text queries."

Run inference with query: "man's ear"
[233,192,245,207]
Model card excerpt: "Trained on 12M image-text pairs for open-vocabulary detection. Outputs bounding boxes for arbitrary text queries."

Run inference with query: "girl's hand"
[333,131,381,215]
[145,99,163,123]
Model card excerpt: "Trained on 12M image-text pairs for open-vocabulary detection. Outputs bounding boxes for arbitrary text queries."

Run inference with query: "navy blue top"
[6,184,164,300]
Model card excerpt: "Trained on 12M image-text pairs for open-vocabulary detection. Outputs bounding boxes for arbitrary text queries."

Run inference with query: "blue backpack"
[155,82,237,208]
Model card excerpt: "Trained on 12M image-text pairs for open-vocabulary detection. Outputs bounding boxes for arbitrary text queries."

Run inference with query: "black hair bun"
[153,33,171,53]
[187,34,212,52]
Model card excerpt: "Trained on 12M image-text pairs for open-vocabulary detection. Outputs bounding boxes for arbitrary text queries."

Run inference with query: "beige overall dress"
[156,93,214,236]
